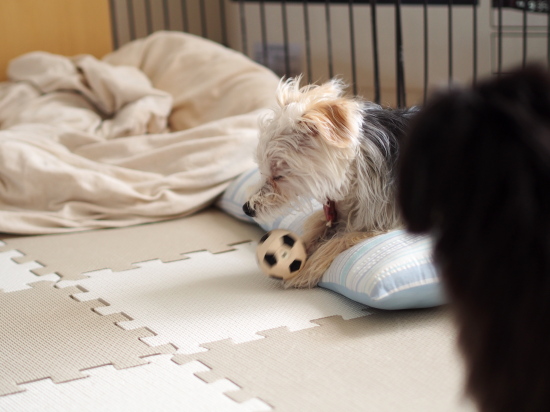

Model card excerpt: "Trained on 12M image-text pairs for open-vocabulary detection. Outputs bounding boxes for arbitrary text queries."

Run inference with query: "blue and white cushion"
[217,168,445,310]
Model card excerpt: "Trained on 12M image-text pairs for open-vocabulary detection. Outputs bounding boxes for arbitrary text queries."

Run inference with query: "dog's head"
[243,76,364,222]
[398,65,550,243]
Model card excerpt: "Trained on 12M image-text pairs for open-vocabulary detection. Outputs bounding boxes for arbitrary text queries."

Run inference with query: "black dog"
[398,66,550,412]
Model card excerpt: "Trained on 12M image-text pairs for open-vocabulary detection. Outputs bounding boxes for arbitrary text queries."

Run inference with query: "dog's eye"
[273,175,284,182]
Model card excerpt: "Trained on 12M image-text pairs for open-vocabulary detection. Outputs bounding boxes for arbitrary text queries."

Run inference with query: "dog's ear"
[300,98,363,148]
[276,77,362,148]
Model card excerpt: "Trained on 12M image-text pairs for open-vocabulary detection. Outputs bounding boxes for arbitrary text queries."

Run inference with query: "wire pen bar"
[259,0,269,65]
[109,0,120,50]
[219,0,229,45]
[395,0,406,107]
[144,0,153,34]
[162,0,171,30]
[109,0,548,107]
[199,0,208,38]
[126,0,136,43]
[521,4,527,67]
[180,0,189,32]
[423,0,428,102]
[239,0,248,55]
[497,0,503,75]
[472,1,477,83]
[349,0,358,95]
[370,0,381,104]
[303,0,313,83]
[448,0,453,84]
[282,0,291,76]
[325,0,334,78]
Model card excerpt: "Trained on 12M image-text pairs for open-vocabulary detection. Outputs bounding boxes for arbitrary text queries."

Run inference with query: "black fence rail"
[109,0,549,107]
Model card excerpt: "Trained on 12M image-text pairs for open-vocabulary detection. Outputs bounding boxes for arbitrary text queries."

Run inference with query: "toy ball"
[255,229,308,280]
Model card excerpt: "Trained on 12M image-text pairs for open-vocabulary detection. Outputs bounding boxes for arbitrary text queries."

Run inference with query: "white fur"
[244,77,408,287]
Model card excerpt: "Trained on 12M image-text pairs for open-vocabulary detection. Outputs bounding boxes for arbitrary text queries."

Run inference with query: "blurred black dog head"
[398,65,550,412]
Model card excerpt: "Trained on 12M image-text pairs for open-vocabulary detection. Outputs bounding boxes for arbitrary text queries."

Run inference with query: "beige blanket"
[0,32,279,234]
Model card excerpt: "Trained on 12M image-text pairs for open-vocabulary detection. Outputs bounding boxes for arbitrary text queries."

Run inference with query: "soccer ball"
[255,229,308,280]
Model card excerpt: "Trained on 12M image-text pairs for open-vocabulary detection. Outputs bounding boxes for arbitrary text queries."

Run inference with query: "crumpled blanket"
[0,31,279,234]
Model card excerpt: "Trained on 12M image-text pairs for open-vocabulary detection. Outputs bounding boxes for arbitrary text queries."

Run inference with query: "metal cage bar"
[423,0,428,102]
[144,0,153,34]
[303,0,313,83]
[448,0,453,84]
[109,0,120,50]
[181,0,189,32]
[219,0,228,46]
[126,0,136,41]
[199,0,208,38]
[238,0,248,56]
[282,0,291,76]
[162,0,171,30]
[521,4,527,67]
[259,0,268,66]
[395,0,406,107]
[472,1,477,83]
[349,0,358,94]
[325,0,334,78]
[108,0,549,107]
[370,0,381,104]
[497,0,503,75]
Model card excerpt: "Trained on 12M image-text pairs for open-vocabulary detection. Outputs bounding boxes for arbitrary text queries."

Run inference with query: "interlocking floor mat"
[0,208,475,411]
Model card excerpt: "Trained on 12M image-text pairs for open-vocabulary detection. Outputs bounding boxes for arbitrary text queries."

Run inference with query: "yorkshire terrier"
[398,65,550,412]
[243,77,418,288]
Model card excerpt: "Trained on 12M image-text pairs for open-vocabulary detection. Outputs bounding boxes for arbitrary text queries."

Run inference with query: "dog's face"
[243,77,364,222]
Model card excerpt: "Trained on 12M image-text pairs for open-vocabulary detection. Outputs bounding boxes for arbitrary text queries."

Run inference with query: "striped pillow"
[319,230,442,310]
[217,168,445,310]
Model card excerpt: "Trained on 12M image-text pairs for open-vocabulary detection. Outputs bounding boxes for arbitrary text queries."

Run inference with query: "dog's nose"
[243,202,256,217]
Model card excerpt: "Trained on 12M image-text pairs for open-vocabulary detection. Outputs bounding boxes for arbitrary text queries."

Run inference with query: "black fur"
[398,66,550,412]
[362,105,419,165]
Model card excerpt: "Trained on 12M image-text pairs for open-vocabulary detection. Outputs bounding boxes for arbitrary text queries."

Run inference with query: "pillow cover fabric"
[217,168,445,310]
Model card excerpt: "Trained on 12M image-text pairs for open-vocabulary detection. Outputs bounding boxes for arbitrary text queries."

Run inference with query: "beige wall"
[0,0,113,80]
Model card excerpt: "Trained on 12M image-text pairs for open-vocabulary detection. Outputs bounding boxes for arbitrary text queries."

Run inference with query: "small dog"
[243,77,418,288]
[398,65,550,412]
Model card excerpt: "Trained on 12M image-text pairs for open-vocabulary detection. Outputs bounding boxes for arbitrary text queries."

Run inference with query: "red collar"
[323,199,337,227]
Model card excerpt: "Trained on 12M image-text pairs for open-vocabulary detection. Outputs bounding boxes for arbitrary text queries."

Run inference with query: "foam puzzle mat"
[0,208,475,411]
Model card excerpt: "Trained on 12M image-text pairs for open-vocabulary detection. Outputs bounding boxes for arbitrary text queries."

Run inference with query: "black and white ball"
[256,229,307,280]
